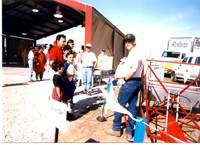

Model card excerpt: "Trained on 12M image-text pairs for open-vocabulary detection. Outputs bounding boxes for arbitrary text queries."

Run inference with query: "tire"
[171,71,177,82]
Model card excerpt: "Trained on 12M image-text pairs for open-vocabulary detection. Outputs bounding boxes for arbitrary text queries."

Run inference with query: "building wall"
[2,35,34,64]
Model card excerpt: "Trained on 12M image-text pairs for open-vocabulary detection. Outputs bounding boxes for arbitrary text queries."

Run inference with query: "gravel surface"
[1,67,106,143]
[2,67,56,142]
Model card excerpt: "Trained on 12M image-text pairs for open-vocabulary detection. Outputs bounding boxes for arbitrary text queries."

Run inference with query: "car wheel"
[171,71,177,82]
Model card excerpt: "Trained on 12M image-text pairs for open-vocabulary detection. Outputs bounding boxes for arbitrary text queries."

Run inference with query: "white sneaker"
[67,106,73,113]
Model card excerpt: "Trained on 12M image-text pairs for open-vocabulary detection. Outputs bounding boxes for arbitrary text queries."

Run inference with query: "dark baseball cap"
[124,33,135,41]
[102,49,106,52]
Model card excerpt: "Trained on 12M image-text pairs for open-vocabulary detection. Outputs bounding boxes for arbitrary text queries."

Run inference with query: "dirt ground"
[58,78,199,143]
[58,86,157,143]
[2,66,199,143]
[58,84,199,143]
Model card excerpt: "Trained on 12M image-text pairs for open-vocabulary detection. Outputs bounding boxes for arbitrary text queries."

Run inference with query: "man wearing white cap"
[80,43,97,96]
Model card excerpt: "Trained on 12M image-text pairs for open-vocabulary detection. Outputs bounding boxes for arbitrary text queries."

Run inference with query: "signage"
[168,40,192,52]
[97,56,113,70]
[50,99,67,128]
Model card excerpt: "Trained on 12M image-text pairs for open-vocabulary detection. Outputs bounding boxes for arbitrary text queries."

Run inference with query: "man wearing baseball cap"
[98,49,107,57]
[105,33,145,142]
[80,43,97,96]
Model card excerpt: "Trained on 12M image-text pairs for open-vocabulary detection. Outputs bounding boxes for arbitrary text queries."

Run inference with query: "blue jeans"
[28,59,33,81]
[112,79,142,136]
[82,67,93,93]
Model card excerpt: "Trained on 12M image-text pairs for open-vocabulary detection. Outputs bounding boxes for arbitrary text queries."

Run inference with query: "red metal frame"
[53,0,93,50]
[147,59,200,66]
[140,59,200,142]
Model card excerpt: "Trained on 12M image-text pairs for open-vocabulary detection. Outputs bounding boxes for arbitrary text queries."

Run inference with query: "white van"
[171,55,200,86]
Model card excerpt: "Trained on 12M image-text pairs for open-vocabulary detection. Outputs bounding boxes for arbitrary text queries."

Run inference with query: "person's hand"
[74,78,78,84]
[113,96,118,102]
[122,79,126,84]
[71,73,75,77]
[141,85,145,97]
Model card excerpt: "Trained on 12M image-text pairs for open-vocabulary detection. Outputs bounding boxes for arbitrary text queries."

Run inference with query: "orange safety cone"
[160,113,188,143]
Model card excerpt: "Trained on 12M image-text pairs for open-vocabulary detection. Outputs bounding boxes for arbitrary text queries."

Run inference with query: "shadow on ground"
[67,96,104,121]
[2,82,29,87]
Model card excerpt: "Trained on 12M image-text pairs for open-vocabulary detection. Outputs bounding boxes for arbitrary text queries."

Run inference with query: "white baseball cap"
[86,43,92,48]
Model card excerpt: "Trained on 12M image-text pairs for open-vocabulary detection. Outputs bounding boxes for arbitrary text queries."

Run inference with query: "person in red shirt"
[49,34,66,68]
[33,46,46,81]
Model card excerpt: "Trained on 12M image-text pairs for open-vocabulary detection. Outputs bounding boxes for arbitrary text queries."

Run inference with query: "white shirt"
[115,64,125,78]
[123,47,144,78]
[43,49,49,64]
[75,53,83,77]
[75,53,81,65]
[28,50,34,60]
[81,52,97,67]
[67,64,77,81]
[98,53,107,57]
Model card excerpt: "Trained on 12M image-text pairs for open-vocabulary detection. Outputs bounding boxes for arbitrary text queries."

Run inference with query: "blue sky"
[37,0,200,58]
[80,0,200,36]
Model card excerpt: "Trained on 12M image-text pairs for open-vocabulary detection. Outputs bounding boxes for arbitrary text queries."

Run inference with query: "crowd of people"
[27,34,98,112]
[26,33,145,142]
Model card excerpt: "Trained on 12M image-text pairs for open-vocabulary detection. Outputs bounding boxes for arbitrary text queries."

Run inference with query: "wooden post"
[54,127,59,143]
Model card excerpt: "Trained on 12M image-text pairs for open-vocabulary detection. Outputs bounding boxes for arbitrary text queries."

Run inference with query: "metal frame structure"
[139,59,200,142]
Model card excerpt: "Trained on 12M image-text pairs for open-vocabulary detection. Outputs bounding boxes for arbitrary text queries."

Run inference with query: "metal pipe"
[176,92,180,122]
[180,75,200,94]
[148,65,168,94]
[165,90,170,132]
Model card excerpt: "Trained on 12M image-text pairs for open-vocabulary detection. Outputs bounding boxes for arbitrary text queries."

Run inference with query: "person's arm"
[32,52,35,60]
[44,54,47,65]
[93,53,97,70]
[141,65,145,86]
[122,67,137,84]
[93,61,97,70]
[80,53,83,64]
[141,59,148,93]
[49,60,54,66]
[49,48,56,67]
[63,74,74,78]
[55,86,61,98]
